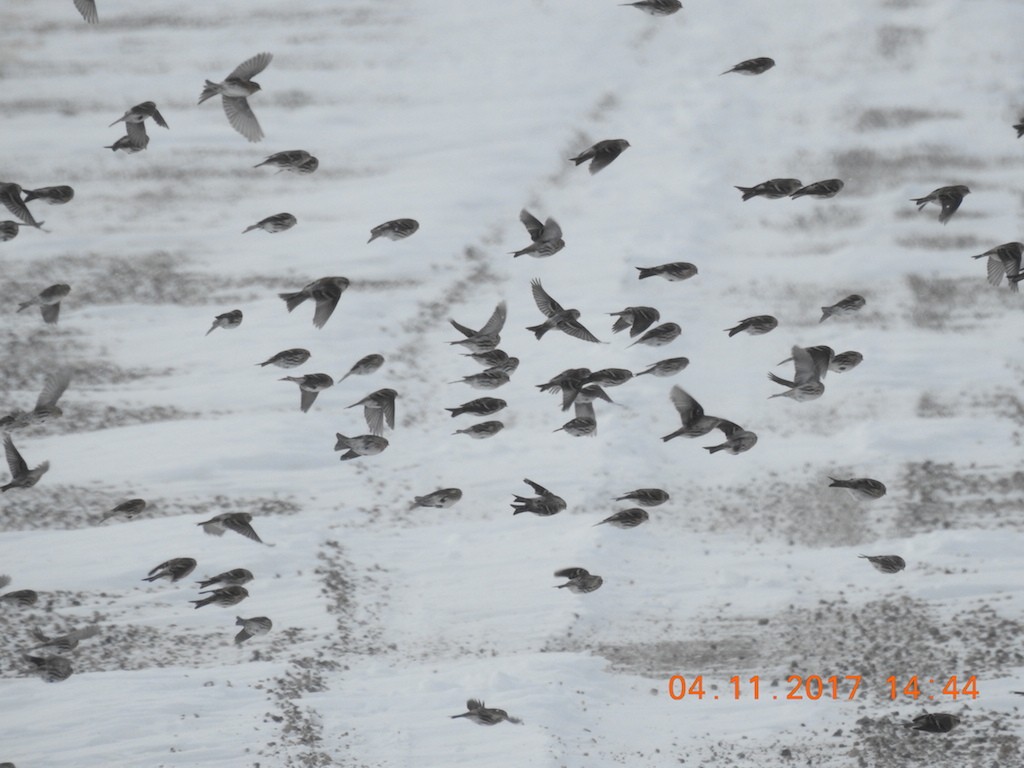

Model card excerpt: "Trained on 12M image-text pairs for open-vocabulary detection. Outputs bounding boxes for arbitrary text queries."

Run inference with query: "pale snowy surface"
[2,0,1024,766]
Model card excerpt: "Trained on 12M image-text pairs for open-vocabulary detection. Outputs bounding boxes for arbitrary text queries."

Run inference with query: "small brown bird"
[859,554,906,574]
[0,369,72,431]
[820,294,865,323]
[512,479,566,517]
[334,433,389,460]
[199,52,273,142]
[829,477,887,500]
[0,220,25,241]
[446,397,507,418]
[911,185,971,224]
[23,186,75,205]
[586,368,633,387]
[971,242,1022,291]
[725,315,777,337]
[105,133,148,153]
[511,209,564,258]
[449,370,510,390]
[636,262,697,281]
[257,348,311,369]
[594,508,649,528]
[619,0,682,15]
[662,385,726,441]
[615,488,670,506]
[234,616,273,644]
[569,139,630,174]
[243,213,296,234]
[554,567,603,593]
[24,654,73,683]
[735,178,802,200]
[609,306,661,337]
[1,435,49,492]
[27,625,99,654]
[347,388,397,436]
[280,373,335,413]
[720,57,775,75]
[197,512,263,543]
[17,283,70,325]
[279,277,350,329]
[768,345,829,401]
[206,309,243,336]
[254,150,311,171]
[368,218,419,243]
[197,568,254,589]
[339,354,385,381]
[450,699,522,725]
[635,357,690,377]
[109,102,168,149]
[1,589,39,607]
[554,414,598,437]
[453,420,504,439]
[410,488,463,509]
[704,420,758,455]
[101,498,147,523]
[449,301,507,353]
[527,279,602,343]
[191,585,249,610]
[142,558,197,583]
[790,179,844,199]
[830,351,863,373]
[628,322,681,348]
[902,712,960,733]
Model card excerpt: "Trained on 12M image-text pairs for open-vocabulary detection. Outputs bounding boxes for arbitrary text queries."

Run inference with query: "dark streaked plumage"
[106,132,147,153]
[449,301,507,353]
[725,315,777,337]
[859,554,906,574]
[257,348,311,369]
[636,262,697,281]
[101,498,147,523]
[511,479,566,517]
[279,277,350,330]
[595,508,649,528]
[451,699,522,725]
[536,367,591,410]
[830,351,863,373]
[829,477,887,500]
[972,242,1022,291]
[768,345,829,401]
[243,212,296,234]
[628,322,681,348]
[0,221,24,241]
[197,568,254,589]
[340,353,385,381]
[235,616,273,644]
[553,415,597,437]
[254,150,311,170]
[911,185,970,224]
[569,139,630,174]
[512,209,564,258]
[28,625,99,654]
[635,357,689,377]
[790,179,844,199]
[206,309,242,336]
[281,373,334,413]
[197,512,262,543]
[619,0,682,15]
[368,218,419,243]
[449,370,510,390]
[110,102,168,149]
[24,654,73,683]
[703,419,758,455]
[410,488,463,509]
[23,186,75,205]
[609,306,660,337]
[902,713,960,733]
[191,585,249,610]
[347,388,397,436]
[586,368,633,387]
[295,156,319,174]
[453,420,504,439]
[735,178,802,200]
[820,293,865,323]
[0,369,72,432]
[142,557,197,583]
[17,283,70,325]
[446,397,507,418]
[1,589,39,607]
[615,488,669,506]
[527,279,602,343]
[1,435,49,492]
[720,57,775,75]
[0,183,44,228]
[198,52,273,143]
[462,349,509,368]
[334,433,389,460]
[554,567,603,593]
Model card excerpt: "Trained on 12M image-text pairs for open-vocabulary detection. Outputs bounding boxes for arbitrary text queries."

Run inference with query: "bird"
[449,370,510,390]
[0,221,25,241]
[462,349,509,368]
[776,344,834,369]
[191,586,249,610]
[279,277,350,329]
[453,421,504,439]
[1015,118,1024,138]
[971,242,1022,291]
[256,348,311,369]
[280,373,335,413]
[24,654,73,683]
[615,488,670,506]
[235,616,273,644]
[577,386,613,407]
[28,625,99,654]
[820,294,865,323]
[830,351,863,373]
[511,479,566,517]
[368,218,419,243]
[0,183,44,228]
[449,301,507,353]
[339,354,385,381]
[451,699,522,725]
[254,150,311,171]
[635,357,690,377]
[142,558,197,583]
[197,568,254,589]
[347,388,397,436]
[109,101,168,149]
[859,554,906,574]
[0,369,72,431]
[0,589,39,607]
[911,185,970,224]
[569,139,630,174]
[902,713,960,733]
[725,315,778,337]
[662,385,727,441]
[628,322,681,348]
[704,420,758,455]
[100,498,147,523]
[294,156,319,174]
[334,433,389,460]
[734,178,802,200]
[609,306,661,337]
[206,309,243,336]
[553,415,597,437]
[586,368,634,387]
[595,508,649,528]
[446,397,507,418]
[828,477,887,500]
[198,52,273,142]
[720,57,775,75]
[105,133,148,153]
[536,367,592,410]
[511,209,564,258]
[73,0,98,23]
[23,186,75,205]
[636,262,697,281]
[1,435,49,492]
[410,488,463,509]
[768,345,829,401]
[16,283,70,325]
[243,212,296,234]
[554,567,603,593]
[790,179,844,199]
[527,279,602,343]
[197,512,263,543]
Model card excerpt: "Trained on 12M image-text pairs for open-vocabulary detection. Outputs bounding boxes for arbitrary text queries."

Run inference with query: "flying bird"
[594,508,649,528]
[109,102,168,149]
[790,179,844,199]
[820,294,865,323]
[449,370,510,390]
[257,348,311,369]
[334,433,389,460]
[448,301,507,353]
[17,284,70,325]
[735,178,802,200]
[235,616,273,644]
[280,373,335,413]
[446,397,507,418]
[720,57,775,75]
[279,277,350,329]
[24,654,73,683]
[198,52,273,142]
[0,183,44,228]
[254,150,312,171]
[703,419,758,455]
[511,479,566,517]
[339,354,385,381]
[859,554,906,574]
[636,262,697,281]
[0,369,72,431]
[105,133,147,153]
[142,558,198,583]
[511,209,564,258]
[23,186,75,205]
[619,0,682,15]
[206,309,242,336]
[609,306,660,337]
[28,625,99,654]
[191,586,249,610]
[0,221,25,241]
[197,512,263,543]
[830,351,863,372]
[554,567,603,593]
[368,218,419,243]
[971,242,1022,291]
[768,345,829,401]
[662,385,727,441]
[453,420,504,439]
[1,589,39,607]
[527,279,602,343]
[242,212,296,234]
[635,357,689,377]
[197,568,254,589]
[569,139,630,174]
[725,315,778,337]
[828,477,887,500]
[410,488,463,509]
[101,498,147,523]
[911,185,970,224]
[628,322,681,348]
[1,435,49,492]
[451,699,522,725]
[615,488,670,506]
[347,388,397,436]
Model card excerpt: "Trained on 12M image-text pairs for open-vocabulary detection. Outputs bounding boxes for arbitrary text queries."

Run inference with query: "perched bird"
[662,385,727,441]
[24,654,73,683]
[553,415,597,437]
[446,397,507,418]
[0,221,24,241]
[554,567,603,593]
[790,179,844,199]
[28,625,99,654]
[725,315,778,337]
[511,209,564,258]
[569,139,630,174]
[23,186,75,205]
[0,182,44,228]
[527,279,602,343]
[109,102,168,149]
[281,373,335,413]
[971,242,1022,291]
[279,277,350,329]
[197,568,254,589]
[368,218,419,243]
[142,558,197,583]
[449,301,507,353]
[197,512,263,543]
[340,353,385,381]
[609,306,660,337]
[191,586,249,610]
[462,349,509,368]
[902,713,960,733]
[73,0,98,23]
[628,322,681,348]
[257,348,311,369]
[243,212,296,234]
[1014,118,1024,138]
[911,185,970,224]
[828,477,887,500]
[1,436,49,492]
[511,479,566,517]
[254,150,311,171]
[449,370,510,390]
[206,309,243,336]
[735,178,802,200]
[859,554,906,574]
[347,388,397,436]
[451,699,522,725]
[17,283,70,325]
[620,0,682,15]
[704,420,758,455]
[101,498,147,523]
[453,420,504,439]
[0,369,72,431]
[105,133,147,153]
[198,52,273,142]
[636,262,697,281]
[768,345,829,401]
[615,488,670,506]
[635,357,690,377]
[410,488,463,509]
[594,508,649,528]
[586,368,633,387]
[720,57,775,75]
[334,433,389,460]
[830,351,863,373]
[820,294,865,323]
[0,589,39,607]
[234,616,273,644]
[536,367,592,410]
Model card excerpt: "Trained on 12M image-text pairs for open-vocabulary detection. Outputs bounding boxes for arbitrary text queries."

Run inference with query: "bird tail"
[242,225,259,234]
[278,291,307,312]
[819,306,833,323]
[334,433,350,451]
[569,154,586,166]
[726,325,742,337]
[205,324,216,337]
[141,574,161,583]
[16,301,33,313]
[445,408,462,418]
[660,432,678,443]
[198,80,220,104]
[1016,124,1024,139]
[635,267,658,279]
[704,444,725,453]
[734,186,758,201]
[22,189,40,202]
[526,323,549,339]
[767,372,794,388]
[910,197,928,210]
[828,478,849,488]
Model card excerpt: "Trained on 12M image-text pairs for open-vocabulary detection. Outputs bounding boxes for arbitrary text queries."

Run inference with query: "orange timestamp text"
[668,675,979,701]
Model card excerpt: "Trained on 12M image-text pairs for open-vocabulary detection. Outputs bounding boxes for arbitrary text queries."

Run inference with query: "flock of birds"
[3,0,1015,748]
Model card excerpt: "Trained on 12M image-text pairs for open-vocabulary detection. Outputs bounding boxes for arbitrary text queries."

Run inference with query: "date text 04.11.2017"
[668,675,980,701]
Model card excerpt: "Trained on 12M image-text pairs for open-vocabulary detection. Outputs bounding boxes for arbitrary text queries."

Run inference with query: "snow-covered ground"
[2,0,1024,766]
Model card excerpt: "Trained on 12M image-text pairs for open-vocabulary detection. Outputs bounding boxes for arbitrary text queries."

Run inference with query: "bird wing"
[150,106,169,129]
[312,291,342,329]
[299,389,319,413]
[560,317,601,343]
[364,405,385,437]
[126,121,149,150]
[805,345,833,380]
[4,436,28,478]
[221,96,264,143]
[478,301,507,336]
[519,209,544,241]
[226,516,263,543]
[630,306,660,336]
[449,319,476,337]
[530,280,563,317]
[37,369,71,409]
[714,419,743,437]
[382,396,396,430]
[669,385,703,425]
[541,217,562,242]
[791,346,824,385]
[229,52,273,80]
[937,191,964,223]
[0,186,40,227]
[40,303,61,325]
[73,0,98,23]
[554,567,589,579]
[986,255,1007,287]
[587,145,619,174]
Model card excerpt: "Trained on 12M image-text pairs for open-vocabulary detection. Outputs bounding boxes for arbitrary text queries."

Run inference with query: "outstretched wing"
[229,52,273,80]
[37,369,71,409]
[478,301,507,336]
[669,385,704,426]
[519,209,544,242]
[530,279,563,317]
[4,436,28,478]
[222,96,264,143]
[560,318,602,343]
